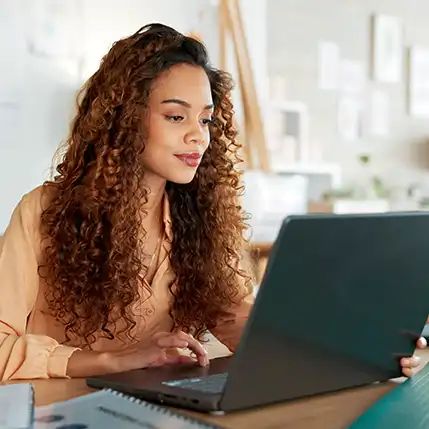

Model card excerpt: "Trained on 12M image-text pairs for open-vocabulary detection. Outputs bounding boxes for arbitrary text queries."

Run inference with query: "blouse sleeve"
[0,189,79,380]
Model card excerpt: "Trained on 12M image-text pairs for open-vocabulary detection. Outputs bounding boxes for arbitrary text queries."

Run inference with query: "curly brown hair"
[38,23,252,348]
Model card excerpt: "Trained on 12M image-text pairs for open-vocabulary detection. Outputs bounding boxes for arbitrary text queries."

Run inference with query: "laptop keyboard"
[162,373,228,394]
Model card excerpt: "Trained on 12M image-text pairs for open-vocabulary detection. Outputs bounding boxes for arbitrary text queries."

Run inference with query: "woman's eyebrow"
[161,99,214,110]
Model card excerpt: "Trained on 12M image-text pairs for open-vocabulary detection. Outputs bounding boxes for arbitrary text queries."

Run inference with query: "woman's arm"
[209,276,255,352]
[0,189,210,380]
[0,189,80,380]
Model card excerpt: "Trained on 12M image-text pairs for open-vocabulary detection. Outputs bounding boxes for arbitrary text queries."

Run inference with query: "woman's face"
[141,63,214,185]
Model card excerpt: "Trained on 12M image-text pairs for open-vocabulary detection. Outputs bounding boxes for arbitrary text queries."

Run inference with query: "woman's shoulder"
[2,186,49,253]
[20,185,48,215]
[17,184,55,229]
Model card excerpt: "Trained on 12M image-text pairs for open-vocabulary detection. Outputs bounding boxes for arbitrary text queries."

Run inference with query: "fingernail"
[415,355,421,362]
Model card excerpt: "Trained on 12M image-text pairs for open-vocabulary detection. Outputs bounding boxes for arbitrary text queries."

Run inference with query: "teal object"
[348,363,429,428]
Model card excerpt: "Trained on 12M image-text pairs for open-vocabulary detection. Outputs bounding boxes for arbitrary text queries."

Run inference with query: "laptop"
[87,212,429,413]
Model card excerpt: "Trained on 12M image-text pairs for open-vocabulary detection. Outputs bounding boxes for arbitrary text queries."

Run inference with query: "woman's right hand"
[67,330,209,377]
[108,330,210,373]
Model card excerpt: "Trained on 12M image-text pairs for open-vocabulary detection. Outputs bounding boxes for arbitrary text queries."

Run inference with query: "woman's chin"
[166,171,197,185]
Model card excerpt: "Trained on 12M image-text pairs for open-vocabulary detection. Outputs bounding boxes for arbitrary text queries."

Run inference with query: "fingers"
[154,331,209,367]
[401,355,420,368]
[398,331,428,349]
[163,354,197,366]
[156,335,189,349]
[402,367,414,378]
[175,332,209,367]
[401,355,421,377]
[417,337,427,349]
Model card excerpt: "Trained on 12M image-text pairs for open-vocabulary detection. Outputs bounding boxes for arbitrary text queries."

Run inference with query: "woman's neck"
[141,172,166,231]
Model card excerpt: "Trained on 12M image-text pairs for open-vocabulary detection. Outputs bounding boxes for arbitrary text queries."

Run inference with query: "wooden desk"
[17,348,429,429]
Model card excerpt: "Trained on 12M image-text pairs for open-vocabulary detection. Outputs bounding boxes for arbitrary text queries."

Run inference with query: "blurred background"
[2,0,429,282]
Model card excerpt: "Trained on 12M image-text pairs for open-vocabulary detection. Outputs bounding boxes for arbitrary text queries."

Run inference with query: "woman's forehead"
[149,64,213,106]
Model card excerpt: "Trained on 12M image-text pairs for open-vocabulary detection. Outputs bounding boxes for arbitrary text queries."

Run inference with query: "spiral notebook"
[0,383,34,429]
[347,362,429,428]
[35,388,223,429]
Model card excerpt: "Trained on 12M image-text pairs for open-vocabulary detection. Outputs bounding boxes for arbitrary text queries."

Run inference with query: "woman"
[0,24,424,381]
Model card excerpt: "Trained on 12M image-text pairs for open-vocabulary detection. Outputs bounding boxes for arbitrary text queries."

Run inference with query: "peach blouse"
[0,187,254,380]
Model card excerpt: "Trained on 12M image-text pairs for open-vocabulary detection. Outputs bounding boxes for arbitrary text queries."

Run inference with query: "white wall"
[0,0,267,233]
[0,0,203,232]
[267,0,429,192]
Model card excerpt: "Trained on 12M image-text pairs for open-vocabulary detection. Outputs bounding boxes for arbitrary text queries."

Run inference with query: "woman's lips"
[174,153,202,167]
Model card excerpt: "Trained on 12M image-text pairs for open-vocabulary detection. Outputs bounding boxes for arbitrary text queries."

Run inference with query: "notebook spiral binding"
[103,388,224,429]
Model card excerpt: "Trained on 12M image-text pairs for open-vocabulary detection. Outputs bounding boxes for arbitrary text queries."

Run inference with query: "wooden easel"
[218,0,270,171]
[192,2,272,282]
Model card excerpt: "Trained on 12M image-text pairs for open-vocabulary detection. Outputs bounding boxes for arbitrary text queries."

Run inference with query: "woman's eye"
[201,118,213,125]
[165,115,184,122]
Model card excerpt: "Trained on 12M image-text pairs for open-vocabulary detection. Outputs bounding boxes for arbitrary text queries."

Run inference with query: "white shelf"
[271,163,342,187]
